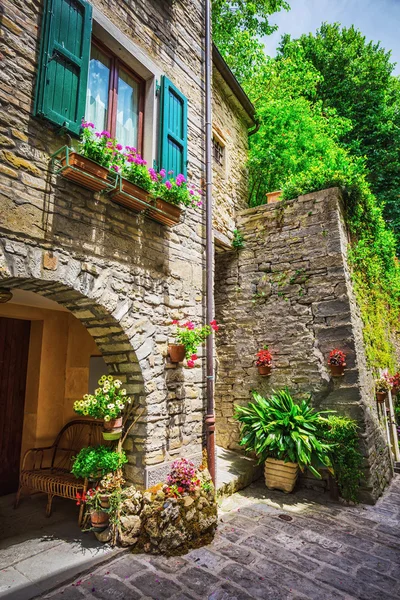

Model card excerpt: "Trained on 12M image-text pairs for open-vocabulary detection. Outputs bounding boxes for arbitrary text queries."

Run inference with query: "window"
[212,137,224,167]
[86,41,145,151]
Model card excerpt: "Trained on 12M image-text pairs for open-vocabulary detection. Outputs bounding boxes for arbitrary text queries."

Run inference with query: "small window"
[85,40,145,152]
[212,137,224,167]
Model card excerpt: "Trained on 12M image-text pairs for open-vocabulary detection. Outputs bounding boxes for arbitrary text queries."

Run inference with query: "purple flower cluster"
[166,458,199,493]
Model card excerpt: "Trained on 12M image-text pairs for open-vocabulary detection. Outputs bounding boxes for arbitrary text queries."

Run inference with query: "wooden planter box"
[147,198,182,227]
[108,177,151,213]
[59,151,113,192]
[264,458,299,493]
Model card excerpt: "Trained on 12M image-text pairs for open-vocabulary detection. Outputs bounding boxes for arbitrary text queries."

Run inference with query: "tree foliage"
[213,9,400,371]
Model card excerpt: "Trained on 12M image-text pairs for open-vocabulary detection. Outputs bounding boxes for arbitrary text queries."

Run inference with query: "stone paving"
[41,476,400,600]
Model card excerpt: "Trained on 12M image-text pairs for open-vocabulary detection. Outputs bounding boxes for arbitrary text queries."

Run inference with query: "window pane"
[85,45,110,131]
[116,69,139,149]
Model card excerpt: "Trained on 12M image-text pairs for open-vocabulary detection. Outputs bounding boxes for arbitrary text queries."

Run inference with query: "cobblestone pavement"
[42,476,400,600]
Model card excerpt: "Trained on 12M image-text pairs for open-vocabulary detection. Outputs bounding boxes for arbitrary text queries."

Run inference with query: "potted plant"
[168,319,219,366]
[389,372,400,396]
[97,472,126,509]
[375,377,390,403]
[56,121,121,192]
[73,376,132,440]
[234,389,333,493]
[148,169,203,226]
[76,487,110,531]
[71,446,128,481]
[255,347,272,376]
[328,349,347,376]
[109,147,153,212]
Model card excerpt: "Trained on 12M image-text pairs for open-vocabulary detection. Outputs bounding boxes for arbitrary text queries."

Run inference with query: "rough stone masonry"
[214,188,392,503]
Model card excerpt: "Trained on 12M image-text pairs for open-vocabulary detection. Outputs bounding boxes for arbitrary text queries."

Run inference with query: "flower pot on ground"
[102,416,123,441]
[264,458,299,493]
[90,510,109,530]
[169,319,219,367]
[234,389,333,494]
[328,349,346,377]
[256,348,272,376]
[168,344,186,363]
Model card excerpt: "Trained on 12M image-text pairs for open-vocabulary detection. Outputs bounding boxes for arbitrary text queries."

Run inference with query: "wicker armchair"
[15,419,104,524]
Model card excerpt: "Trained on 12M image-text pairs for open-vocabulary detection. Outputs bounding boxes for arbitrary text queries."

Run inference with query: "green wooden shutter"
[35,0,92,136]
[159,76,188,177]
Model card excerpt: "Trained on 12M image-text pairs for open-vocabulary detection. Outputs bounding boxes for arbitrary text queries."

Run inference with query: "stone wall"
[0,0,208,487]
[215,188,392,503]
[212,68,252,245]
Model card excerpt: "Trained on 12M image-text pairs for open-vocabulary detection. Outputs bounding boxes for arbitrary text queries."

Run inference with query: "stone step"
[216,446,263,498]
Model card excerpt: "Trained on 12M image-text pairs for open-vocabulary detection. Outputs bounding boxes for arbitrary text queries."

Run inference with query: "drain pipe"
[204,0,216,486]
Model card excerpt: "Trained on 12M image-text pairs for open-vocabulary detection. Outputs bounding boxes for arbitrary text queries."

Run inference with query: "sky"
[262,0,400,75]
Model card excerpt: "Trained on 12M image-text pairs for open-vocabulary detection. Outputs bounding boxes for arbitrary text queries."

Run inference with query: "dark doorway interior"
[0,316,31,495]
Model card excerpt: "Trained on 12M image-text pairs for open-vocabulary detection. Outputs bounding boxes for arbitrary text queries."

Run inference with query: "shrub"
[318,415,363,503]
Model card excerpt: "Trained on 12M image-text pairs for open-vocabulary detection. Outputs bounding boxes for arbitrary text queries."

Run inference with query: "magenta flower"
[106,141,114,148]
[115,143,123,151]
[187,359,195,368]
[81,120,94,129]
[148,168,158,181]
[197,201,203,207]
[160,168,166,178]
[111,165,119,172]
[165,180,172,190]
[127,154,135,163]
[95,132,102,138]
[100,131,111,138]
[189,190,195,196]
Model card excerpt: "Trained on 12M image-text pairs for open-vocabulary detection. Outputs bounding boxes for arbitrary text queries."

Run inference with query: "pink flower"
[148,168,158,181]
[189,190,195,195]
[111,165,119,172]
[184,321,195,330]
[160,169,166,178]
[127,154,135,163]
[191,354,198,361]
[172,319,179,325]
[81,120,94,129]
[187,359,195,368]
[165,181,172,190]
[95,132,102,138]
[106,141,114,148]
[197,201,203,207]
[101,130,111,138]
[115,143,123,151]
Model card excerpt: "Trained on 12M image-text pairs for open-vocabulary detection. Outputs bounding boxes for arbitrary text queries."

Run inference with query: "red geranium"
[328,349,346,366]
[256,348,272,367]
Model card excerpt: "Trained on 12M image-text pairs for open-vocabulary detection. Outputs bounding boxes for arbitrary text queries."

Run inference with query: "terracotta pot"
[265,190,282,204]
[264,458,299,493]
[90,510,109,530]
[109,178,150,212]
[99,494,110,509]
[376,391,388,404]
[60,152,111,192]
[168,344,186,363]
[329,363,346,377]
[147,198,182,226]
[257,364,272,376]
[102,416,123,441]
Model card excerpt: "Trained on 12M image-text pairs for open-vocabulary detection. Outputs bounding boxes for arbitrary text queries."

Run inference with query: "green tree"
[277,23,400,249]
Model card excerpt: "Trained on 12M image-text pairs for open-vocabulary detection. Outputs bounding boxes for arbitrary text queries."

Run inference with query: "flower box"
[147,197,182,226]
[51,146,116,193]
[108,177,151,213]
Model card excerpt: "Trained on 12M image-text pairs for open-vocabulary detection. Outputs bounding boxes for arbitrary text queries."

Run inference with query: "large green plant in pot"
[234,389,333,493]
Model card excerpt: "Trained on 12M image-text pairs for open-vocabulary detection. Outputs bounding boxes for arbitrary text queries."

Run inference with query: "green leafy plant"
[71,446,128,479]
[232,229,245,249]
[121,148,153,191]
[79,121,122,170]
[318,415,364,503]
[234,389,333,477]
[375,377,390,393]
[73,375,132,422]
[171,319,219,366]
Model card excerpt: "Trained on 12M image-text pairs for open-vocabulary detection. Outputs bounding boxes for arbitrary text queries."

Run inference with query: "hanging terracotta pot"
[257,364,272,376]
[90,510,109,530]
[168,344,186,363]
[60,153,111,192]
[102,416,123,441]
[148,198,182,226]
[330,363,346,377]
[376,391,388,404]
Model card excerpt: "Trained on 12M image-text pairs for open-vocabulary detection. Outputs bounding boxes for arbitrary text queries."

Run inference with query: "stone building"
[0,0,254,497]
[214,188,393,503]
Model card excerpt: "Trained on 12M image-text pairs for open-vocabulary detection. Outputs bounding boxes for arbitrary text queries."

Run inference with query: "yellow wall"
[0,303,101,460]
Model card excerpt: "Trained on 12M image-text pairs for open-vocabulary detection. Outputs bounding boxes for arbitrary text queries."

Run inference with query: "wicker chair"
[15,419,104,524]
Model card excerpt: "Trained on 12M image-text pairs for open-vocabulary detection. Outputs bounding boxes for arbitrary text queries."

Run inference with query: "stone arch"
[0,241,147,485]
